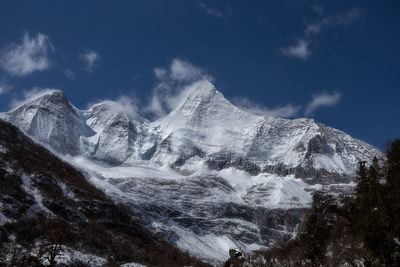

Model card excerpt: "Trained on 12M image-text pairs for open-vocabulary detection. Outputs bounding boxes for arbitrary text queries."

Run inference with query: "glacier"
[3,80,382,262]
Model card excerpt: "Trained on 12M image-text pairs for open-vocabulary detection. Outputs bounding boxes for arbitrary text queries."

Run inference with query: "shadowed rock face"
[204,156,261,175]
[262,163,353,185]
[306,134,334,158]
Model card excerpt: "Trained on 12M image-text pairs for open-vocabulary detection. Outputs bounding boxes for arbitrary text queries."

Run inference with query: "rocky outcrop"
[204,156,261,175]
[263,163,353,185]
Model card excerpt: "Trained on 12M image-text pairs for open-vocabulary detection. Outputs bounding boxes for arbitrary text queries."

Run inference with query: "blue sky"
[0,0,399,150]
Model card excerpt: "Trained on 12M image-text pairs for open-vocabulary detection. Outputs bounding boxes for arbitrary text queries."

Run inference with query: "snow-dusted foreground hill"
[0,120,208,266]
[1,80,382,262]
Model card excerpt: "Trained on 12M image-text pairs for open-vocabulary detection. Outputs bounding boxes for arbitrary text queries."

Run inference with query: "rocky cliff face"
[2,81,382,262]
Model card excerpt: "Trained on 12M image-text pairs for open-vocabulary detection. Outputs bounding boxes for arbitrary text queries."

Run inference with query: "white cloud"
[305,91,342,116]
[146,59,213,118]
[81,50,100,72]
[0,82,12,95]
[234,97,301,118]
[280,7,364,60]
[10,87,59,110]
[305,24,322,35]
[101,95,143,121]
[113,95,141,119]
[198,2,224,18]
[280,39,312,60]
[306,7,364,35]
[64,69,76,80]
[312,5,324,15]
[170,59,207,82]
[153,67,167,80]
[0,33,52,76]
[234,91,342,119]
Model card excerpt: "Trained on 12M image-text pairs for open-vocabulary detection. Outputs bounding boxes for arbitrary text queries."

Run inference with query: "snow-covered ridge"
[4,81,380,178]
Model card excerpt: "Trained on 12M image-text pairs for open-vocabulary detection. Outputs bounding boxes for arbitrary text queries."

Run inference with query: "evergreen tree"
[355,144,399,265]
[384,139,400,264]
[299,193,333,266]
[356,161,368,197]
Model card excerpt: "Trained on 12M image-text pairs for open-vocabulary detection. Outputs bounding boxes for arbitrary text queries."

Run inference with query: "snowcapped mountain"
[2,81,382,262]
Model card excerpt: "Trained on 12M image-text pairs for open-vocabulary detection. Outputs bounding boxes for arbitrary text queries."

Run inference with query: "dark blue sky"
[0,0,399,150]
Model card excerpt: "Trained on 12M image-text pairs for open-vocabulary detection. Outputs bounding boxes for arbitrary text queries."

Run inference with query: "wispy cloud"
[146,58,213,118]
[198,2,231,19]
[87,95,144,122]
[111,95,142,120]
[280,39,312,60]
[170,58,208,82]
[234,97,301,118]
[306,7,364,35]
[0,33,53,76]
[0,81,12,95]
[305,91,342,116]
[64,69,76,80]
[235,91,342,118]
[281,7,364,60]
[312,5,324,15]
[80,50,100,72]
[198,2,223,18]
[10,87,59,110]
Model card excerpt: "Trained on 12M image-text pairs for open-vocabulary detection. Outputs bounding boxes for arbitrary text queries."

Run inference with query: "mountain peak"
[5,89,93,156]
[87,100,146,123]
[173,80,228,115]
[38,89,70,105]
[187,80,219,99]
[30,89,66,102]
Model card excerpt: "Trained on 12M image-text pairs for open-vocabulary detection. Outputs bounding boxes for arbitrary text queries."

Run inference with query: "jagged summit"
[5,90,93,155]
[177,80,219,108]
[173,80,237,116]
[161,80,261,130]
